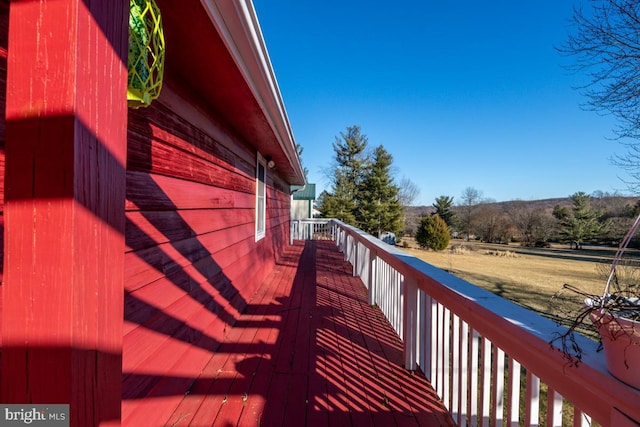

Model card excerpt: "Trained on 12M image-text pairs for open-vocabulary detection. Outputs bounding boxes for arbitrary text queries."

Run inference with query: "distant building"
[291,183,316,219]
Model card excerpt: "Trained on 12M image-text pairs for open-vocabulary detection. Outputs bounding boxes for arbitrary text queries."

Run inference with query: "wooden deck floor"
[150,240,454,426]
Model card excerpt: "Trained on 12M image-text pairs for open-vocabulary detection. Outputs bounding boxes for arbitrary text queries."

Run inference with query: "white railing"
[290,218,336,243]
[296,219,640,427]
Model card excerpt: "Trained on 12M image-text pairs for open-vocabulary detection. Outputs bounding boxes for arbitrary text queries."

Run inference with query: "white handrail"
[290,218,336,244]
[309,219,640,427]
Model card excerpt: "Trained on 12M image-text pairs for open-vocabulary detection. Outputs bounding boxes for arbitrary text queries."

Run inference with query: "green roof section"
[292,183,316,200]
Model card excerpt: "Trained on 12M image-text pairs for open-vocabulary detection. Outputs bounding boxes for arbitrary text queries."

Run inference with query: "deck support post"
[1,1,129,425]
[403,276,419,371]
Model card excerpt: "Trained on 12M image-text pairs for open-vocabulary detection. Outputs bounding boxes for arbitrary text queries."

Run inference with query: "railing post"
[344,235,350,261]
[290,220,297,244]
[353,241,358,277]
[420,293,433,381]
[403,276,418,371]
[368,250,377,306]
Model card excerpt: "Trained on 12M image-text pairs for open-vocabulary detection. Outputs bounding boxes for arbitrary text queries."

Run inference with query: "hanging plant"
[127,0,165,108]
[550,213,640,389]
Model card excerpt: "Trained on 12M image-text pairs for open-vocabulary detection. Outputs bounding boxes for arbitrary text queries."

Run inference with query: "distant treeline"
[404,193,640,248]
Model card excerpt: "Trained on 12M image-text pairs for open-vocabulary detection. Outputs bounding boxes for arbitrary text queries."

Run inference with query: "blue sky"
[253,1,630,206]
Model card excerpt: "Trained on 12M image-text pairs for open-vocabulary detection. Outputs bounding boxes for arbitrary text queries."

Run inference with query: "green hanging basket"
[127,0,165,108]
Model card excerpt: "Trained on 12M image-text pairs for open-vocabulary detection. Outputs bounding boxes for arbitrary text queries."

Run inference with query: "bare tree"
[507,204,555,246]
[561,1,640,191]
[475,204,510,243]
[397,177,420,208]
[459,187,483,241]
[396,177,421,236]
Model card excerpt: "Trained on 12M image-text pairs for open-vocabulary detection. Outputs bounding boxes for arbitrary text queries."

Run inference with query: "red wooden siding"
[0,2,298,424]
[122,86,293,423]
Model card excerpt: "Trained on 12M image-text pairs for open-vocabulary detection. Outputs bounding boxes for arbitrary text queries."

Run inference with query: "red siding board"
[122,85,293,423]
[128,99,254,178]
[125,259,240,337]
[124,222,254,290]
[128,137,254,193]
[126,171,255,211]
[126,208,253,251]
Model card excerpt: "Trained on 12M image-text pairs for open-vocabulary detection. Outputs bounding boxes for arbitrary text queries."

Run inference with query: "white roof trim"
[200,0,305,183]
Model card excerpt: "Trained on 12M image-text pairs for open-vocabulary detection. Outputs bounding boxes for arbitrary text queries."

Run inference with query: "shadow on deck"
[128,240,454,426]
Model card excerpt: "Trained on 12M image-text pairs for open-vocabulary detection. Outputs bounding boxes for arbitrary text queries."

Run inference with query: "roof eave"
[200,0,306,186]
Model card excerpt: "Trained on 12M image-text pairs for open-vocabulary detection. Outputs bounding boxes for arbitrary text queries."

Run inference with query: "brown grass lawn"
[400,238,628,321]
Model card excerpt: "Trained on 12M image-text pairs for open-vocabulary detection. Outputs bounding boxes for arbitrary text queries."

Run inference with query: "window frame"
[255,153,267,241]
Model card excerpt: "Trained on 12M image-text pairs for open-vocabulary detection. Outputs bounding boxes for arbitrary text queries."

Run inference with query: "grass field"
[399,238,631,327]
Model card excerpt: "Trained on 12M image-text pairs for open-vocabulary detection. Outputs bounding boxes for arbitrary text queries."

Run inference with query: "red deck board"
[123,240,454,426]
[159,266,277,426]
[167,249,297,426]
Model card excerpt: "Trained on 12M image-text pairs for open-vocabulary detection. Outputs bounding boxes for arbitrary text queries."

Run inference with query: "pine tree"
[320,126,405,238]
[416,214,450,251]
[356,145,402,236]
[563,192,608,249]
[319,126,368,225]
[433,195,457,228]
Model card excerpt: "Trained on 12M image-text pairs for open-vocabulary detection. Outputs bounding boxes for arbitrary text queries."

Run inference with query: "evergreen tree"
[319,126,369,224]
[632,199,640,218]
[433,195,457,228]
[318,189,357,223]
[563,192,608,249]
[416,214,450,251]
[356,145,402,236]
[320,125,406,239]
[552,204,570,221]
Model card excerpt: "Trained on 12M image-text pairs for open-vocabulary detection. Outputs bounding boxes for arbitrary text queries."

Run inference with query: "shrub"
[484,250,518,258]
[416,214,450,251]
[450,244,471,254]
